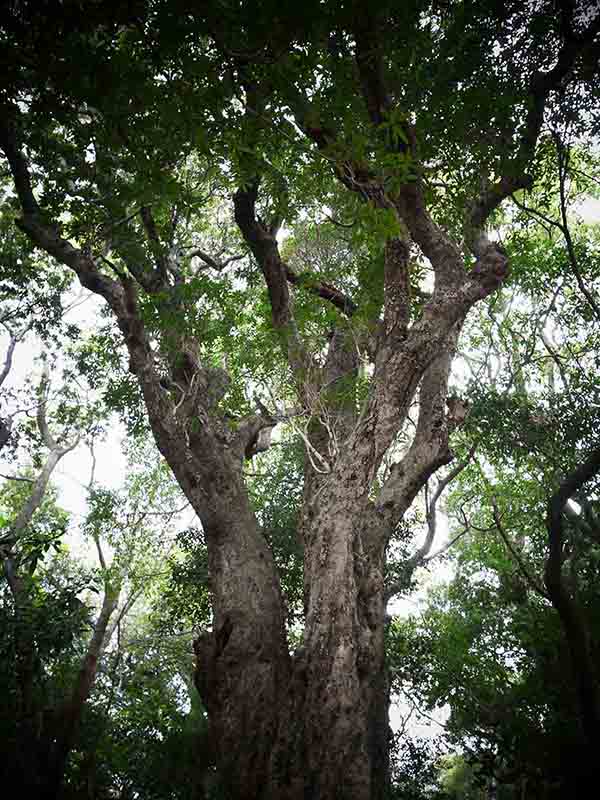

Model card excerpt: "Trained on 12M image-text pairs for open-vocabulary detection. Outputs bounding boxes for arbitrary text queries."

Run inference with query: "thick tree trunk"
[189,474,291,799]
[193,472,390,800]
[292,495,388,799]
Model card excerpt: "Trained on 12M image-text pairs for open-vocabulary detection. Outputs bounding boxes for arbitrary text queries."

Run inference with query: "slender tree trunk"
[41,586,121,799]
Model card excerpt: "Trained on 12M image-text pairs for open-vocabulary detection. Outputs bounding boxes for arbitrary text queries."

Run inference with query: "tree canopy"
[1,1,600,798]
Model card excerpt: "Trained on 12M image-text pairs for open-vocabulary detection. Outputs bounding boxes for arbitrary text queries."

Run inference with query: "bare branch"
[384,445,476,602]
[103,587,142,649]
[0,473,35,483]
[36,363,56,449]
[422,525,470,565]
[0,333,17,388]
[553,132,600,323]
[188,247,246,272]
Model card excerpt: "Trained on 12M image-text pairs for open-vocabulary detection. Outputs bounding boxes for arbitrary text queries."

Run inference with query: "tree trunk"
[190,474,291,799]
[192,468,390,800]
[545,447,600,756]
[42,585,121,799]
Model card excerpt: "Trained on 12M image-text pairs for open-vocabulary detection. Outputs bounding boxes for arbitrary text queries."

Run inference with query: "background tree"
[390,137,600,796]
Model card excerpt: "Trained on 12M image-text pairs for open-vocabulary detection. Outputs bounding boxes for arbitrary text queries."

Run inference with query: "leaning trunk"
[41,585,120,799]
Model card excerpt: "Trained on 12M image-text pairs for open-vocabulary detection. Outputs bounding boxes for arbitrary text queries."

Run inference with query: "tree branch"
[491,498,549,600]
[36,363,57,449]
[375,327,459,533]
[189,248,246,272]
[139,205,168,290]
[384,444,475,602]
[233,178,313,387]
[0,333,17,388]
[553,131,600,323]
[0,110,176,431]
[465,9,600,255]
[283,263,357,316]
[353,10,394,128]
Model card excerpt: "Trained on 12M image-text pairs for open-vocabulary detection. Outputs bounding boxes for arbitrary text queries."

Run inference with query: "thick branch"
[332,240,505,530]
[375,327,459,539]
[353,11,393,127]
[234,179,313,386]
[234,411,278,460]
[381,238,411,343]
[300,20,465,291]
[0,112,39,216]
[395,186,464,288]
[234,180,291,328]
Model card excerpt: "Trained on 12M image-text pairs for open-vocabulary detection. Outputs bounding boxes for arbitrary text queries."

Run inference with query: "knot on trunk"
[472,243,509,293]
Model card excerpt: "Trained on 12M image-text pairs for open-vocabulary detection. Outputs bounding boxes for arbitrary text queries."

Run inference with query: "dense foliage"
[1,1,600,798]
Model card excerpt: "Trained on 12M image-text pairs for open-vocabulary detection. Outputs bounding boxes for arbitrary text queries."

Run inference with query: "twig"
[491,497,549,600]
[0,473,35,483]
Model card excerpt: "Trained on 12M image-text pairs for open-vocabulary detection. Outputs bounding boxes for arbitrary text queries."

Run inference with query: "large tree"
[1,1,599,797]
